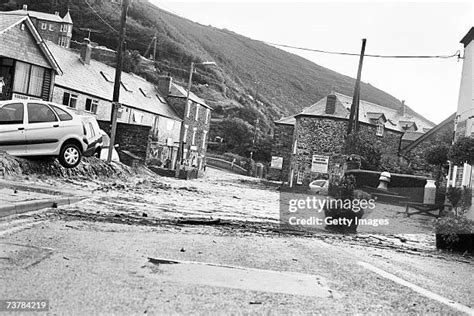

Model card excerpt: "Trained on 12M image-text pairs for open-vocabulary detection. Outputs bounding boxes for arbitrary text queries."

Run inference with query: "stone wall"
[98,120,151,162]
[290,115,402,186]
[267,123,294,181]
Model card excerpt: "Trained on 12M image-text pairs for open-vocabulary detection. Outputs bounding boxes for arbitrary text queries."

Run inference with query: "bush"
[344,133,381,170]
[328,175,356,199]
[448,136,474,166]
[435,215,474,252]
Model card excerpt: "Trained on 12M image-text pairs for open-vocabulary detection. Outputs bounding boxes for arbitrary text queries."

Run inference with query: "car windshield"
[312,180,326,187]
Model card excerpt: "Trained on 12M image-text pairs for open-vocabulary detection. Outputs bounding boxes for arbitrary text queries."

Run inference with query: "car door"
[24,102,61,155]
[0,102,27,155]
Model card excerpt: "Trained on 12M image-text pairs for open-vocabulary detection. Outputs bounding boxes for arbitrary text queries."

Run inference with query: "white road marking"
[358,261,474,315]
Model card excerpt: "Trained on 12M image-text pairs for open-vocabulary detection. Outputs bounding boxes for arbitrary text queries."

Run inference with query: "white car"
[309,179,329,195]
[0,100,103,168]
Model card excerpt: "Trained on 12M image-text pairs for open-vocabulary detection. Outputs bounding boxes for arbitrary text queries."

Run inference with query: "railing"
[206,157,247,175]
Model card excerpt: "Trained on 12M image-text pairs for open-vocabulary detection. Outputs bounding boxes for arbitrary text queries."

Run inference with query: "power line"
[84,0,119,34]
[266,42,461,59]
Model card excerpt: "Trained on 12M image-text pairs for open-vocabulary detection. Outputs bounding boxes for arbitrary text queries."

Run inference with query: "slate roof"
[0,14,62,74]
[401,131,424,141]
[0,13,24,32]
[3,9,67,23]
[169,82,212,109]
[275,115,296,125]
[47,42,180,121]
[280,92,435,132]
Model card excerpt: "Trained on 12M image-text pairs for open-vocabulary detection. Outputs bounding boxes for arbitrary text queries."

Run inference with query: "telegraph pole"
[249,118,259,161]
[347,38,366,135]
[107,0,130,163]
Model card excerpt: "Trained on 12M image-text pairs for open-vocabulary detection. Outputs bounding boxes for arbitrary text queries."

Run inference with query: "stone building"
[269,92,435,186]
[3,5,73,48]
[157,75,212,173]
[0,13,62,101]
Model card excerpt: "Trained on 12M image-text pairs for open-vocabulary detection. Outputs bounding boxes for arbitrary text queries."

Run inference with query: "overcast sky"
[150,0,473,124]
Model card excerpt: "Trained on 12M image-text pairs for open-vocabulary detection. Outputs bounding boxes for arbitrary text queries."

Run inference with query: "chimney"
[80,38,92,65]
[157,74,172,97]
[400,100,406,116]
[325,94,336,115]
[55,11,59,16]
[22,4,27,10]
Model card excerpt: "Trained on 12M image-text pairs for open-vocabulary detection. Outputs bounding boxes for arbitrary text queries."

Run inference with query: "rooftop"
[47,42,180,121]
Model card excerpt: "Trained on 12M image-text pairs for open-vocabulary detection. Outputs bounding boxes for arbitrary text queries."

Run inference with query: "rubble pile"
[0,151,133,180]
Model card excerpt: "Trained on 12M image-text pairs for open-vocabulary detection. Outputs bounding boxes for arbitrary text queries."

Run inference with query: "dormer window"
[376,121,384,136]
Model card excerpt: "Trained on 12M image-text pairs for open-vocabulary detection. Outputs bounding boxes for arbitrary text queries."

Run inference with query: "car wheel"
[59,143,82,168]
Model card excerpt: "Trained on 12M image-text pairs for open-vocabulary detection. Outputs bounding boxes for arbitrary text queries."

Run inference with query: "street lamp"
[177,61,217,169]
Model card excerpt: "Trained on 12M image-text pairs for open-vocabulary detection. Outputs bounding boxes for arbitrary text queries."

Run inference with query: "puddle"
[146,257,339,298]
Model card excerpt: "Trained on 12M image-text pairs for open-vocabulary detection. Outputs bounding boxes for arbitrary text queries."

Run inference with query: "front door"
[0,102,27,155]
[24,102,60,155]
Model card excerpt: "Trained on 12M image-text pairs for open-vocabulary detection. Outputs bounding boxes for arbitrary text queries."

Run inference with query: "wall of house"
[289,116,402,186]
[267,123,294,181]
[98,120,151,162]
[52,85,159,127]
[0,21,51,69]
[167,96,211,170]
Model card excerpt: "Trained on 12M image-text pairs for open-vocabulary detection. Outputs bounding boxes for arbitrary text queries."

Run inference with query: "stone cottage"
[269,92,435,186]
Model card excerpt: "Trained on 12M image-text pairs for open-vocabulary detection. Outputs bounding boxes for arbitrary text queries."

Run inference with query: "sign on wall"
[270,156,283,169]
[311,155,329,173]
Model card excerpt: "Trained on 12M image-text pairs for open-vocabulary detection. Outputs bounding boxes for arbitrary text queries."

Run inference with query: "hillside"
[2,0,431,130]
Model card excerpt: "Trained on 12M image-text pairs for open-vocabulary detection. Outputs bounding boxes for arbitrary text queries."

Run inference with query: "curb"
[0,196,87,218]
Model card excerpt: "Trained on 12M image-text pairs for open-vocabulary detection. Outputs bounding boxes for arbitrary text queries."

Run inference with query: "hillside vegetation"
[1,0,431,159]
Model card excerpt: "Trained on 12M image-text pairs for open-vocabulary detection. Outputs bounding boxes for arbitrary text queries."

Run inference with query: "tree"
[425,144,449,184]
[122,50,142,73]
[343,132,381,170]
[448,136,474,166]
[220,117,253,156]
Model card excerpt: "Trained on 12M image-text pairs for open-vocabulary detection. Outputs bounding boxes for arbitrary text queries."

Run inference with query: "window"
[202,130,207,149]
[186,100,191,118]
[100,71,113,83]
[41,23,47,30]
[62,92,78,108]
[85,98,98,114]
[156,94,166,103]
[293,140,298,154]
[13,61,45,97]
[121,81,132,92]
[27,103,57,123]
[195,104,200,121]
[183,124,188,142]
[58,37,68,47]
[49,104,72,121]
[139,88,149,98]
[297,169,303,185]
[49,24,54,31]
[205,109,210,124]
[0,103,23,124]
[192,127,197,145]
[376,121,384,136]
[88,122,96,137]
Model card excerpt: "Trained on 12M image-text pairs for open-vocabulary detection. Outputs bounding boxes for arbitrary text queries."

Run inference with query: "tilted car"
[0,100,103,168]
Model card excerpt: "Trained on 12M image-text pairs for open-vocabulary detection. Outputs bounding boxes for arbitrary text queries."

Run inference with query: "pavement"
[0,180,88,218]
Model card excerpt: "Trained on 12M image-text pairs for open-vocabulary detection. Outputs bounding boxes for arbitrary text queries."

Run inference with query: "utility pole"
[107,0,130,163]
[347,38,367,135]
[249,118,259,161]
